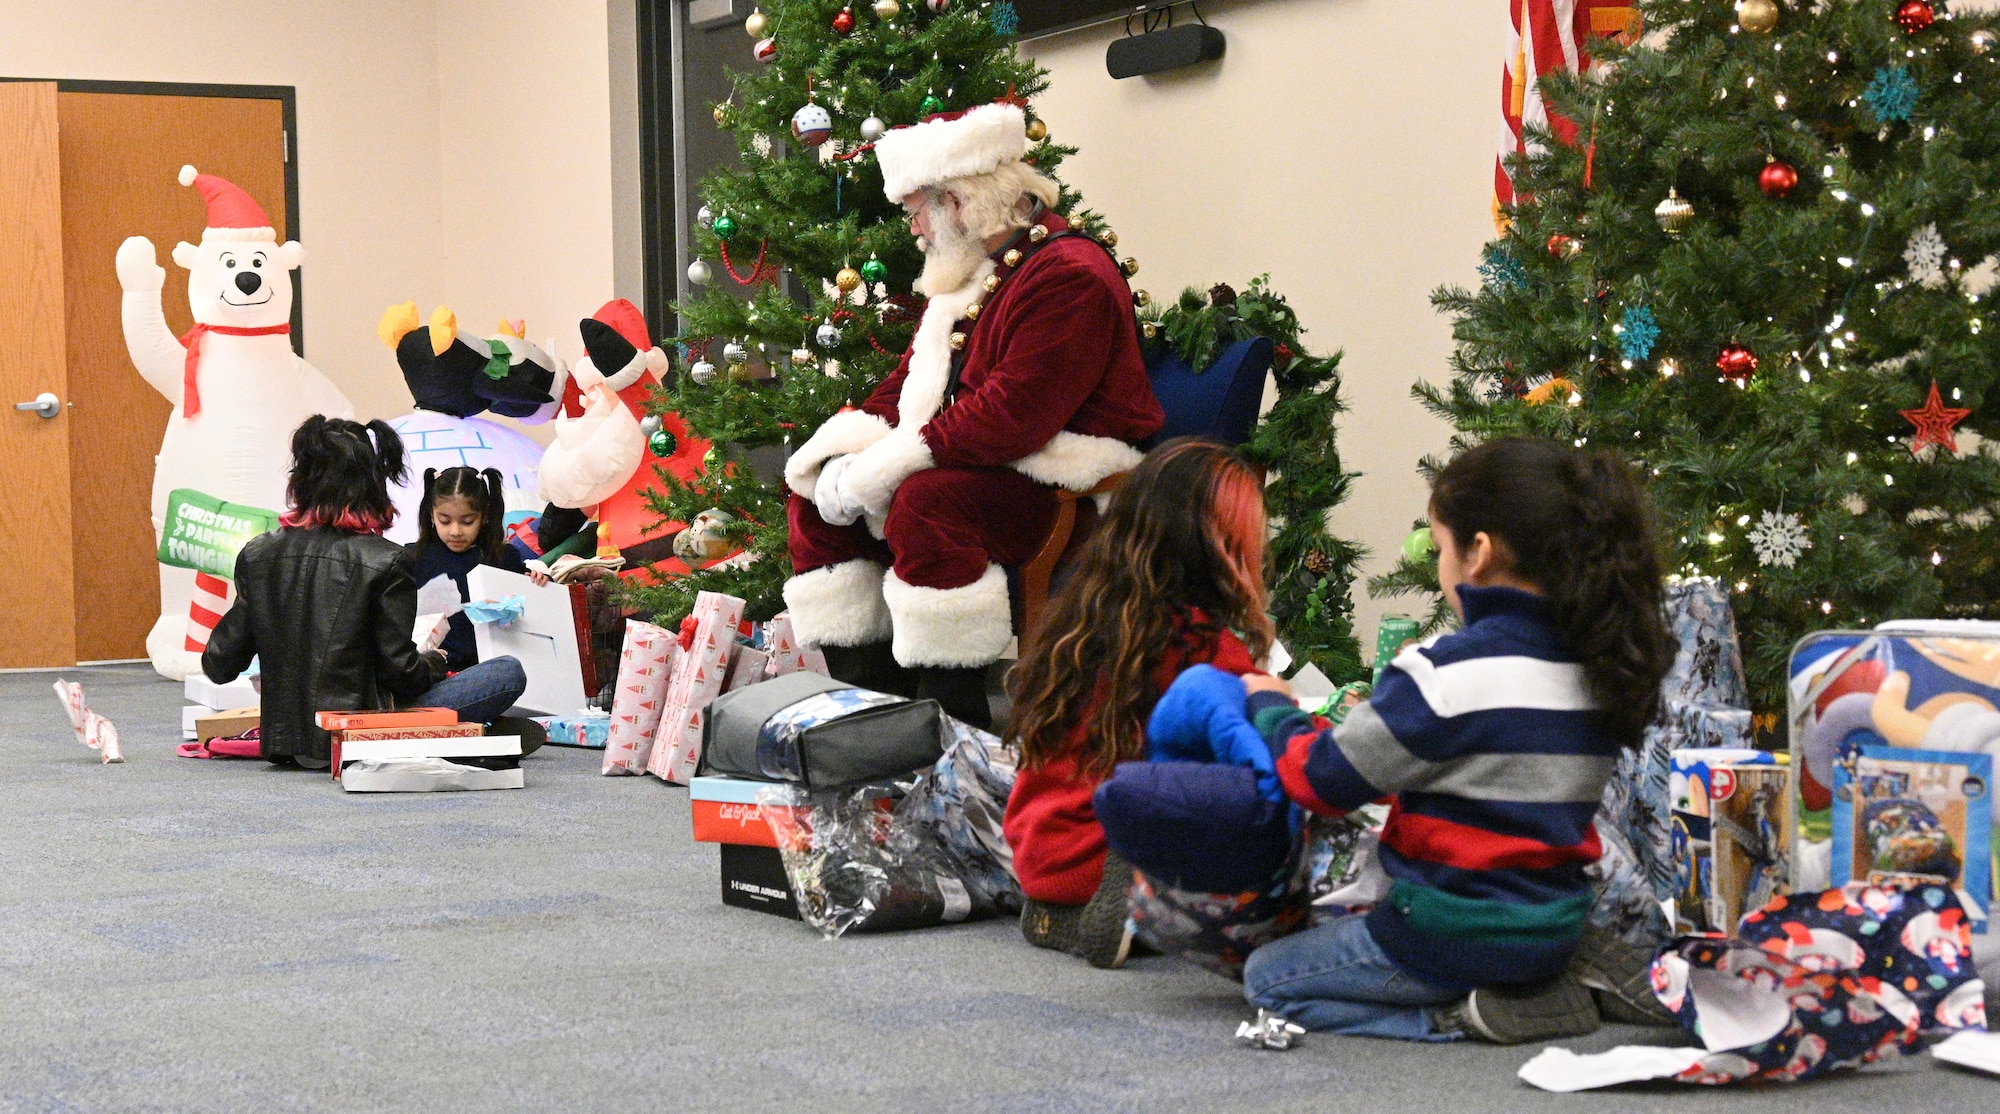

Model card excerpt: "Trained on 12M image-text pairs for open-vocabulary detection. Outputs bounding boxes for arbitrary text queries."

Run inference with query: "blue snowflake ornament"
[1479,245,1527,290]
[1863,66,1919,124]
[989,1,1020,36]
[1619,305,1659,362]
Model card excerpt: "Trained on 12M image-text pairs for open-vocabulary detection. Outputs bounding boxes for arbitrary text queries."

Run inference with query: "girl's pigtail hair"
[1544,451,1676,747]
[480,467,507,559]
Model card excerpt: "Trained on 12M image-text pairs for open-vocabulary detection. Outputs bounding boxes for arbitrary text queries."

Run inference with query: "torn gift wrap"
[54,680,123,763]
[1519,881,1986,1091]
[602,619,676,775]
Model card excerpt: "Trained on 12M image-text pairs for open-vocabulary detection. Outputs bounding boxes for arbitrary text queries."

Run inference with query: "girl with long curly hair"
[1003,438,1276,968]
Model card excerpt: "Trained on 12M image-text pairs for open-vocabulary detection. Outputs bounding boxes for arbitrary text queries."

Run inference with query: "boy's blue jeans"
[1242,913,1464,1041]
[414,655,528,724]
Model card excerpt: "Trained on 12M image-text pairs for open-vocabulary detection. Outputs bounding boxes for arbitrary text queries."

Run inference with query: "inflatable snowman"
[116,166,353,680]
[376,303,560,543]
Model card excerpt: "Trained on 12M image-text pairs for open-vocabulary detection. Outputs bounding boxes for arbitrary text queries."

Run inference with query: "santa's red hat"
[178,165,275,242]
[578,299,669,391]
[875,103,1028,202]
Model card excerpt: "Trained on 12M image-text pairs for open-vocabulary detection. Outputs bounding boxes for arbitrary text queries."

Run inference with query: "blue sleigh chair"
[1012,336,1275,638]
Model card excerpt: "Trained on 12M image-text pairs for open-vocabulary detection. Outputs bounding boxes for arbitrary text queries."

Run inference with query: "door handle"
[14,393,60,419]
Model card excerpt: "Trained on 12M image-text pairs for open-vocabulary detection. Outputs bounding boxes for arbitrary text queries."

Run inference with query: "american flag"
[1496,0,1640,230]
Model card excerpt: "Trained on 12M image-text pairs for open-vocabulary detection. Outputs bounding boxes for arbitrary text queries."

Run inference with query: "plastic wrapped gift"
[647,591,745,784]
[602,620,677,776]
[762,611,828,679]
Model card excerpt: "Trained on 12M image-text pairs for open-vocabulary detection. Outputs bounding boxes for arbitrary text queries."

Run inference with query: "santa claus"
[782,103,1162,727]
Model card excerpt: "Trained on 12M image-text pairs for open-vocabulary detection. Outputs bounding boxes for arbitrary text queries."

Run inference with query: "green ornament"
[920,94,944,115]
[860,256,888,284]
[704,446,723,470]
[711,214,738,239]
[649,429,677,457]
[1403,526,1435,563]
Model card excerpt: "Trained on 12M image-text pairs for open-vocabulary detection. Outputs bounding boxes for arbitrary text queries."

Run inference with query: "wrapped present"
[762,611,828,679]
[602,620,677,776]
[543,712,611,749]
[723,646,770,693]
[647,591,746,784]
[1659,576,1750,708]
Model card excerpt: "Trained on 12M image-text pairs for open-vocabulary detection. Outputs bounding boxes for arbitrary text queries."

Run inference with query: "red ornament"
[1895,1,1935,34]
[1546,233,1579,258]
[1274,343,1295,366]
[1758,159,1799,199]
[1900,381,1971,455]
[832,6,855,33]
[752,36,778,63]
[1716,343,1759,382]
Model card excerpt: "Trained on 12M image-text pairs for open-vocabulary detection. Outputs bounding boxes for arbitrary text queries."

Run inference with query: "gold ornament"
[1027,224,1048,243]
[1025,118,1048,142]
[1737,0,1779,35]
[745,8,768,37]
[873,0,900,17]
[949,332,967,350]
[982,274,1001,293]
[1101,230,1118,249]
[1654,188,1694,236]
[1133,289,1152,307]
[1121,257,1141,276]
[835,265,863,293]
[1003,248,1023,267]
[713,102,734,127]
[1141,321,1158,339]
[964,302,982,322]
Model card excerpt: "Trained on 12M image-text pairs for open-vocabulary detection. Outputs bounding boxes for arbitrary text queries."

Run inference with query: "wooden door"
[0,83,76,668]
[57,90,289,662]
[0,80,290,668]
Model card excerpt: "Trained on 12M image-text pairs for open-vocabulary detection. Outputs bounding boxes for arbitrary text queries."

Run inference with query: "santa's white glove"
[814,454,867,527]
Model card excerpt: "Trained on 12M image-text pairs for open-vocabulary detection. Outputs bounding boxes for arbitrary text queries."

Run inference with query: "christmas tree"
[627,0,1368,685]
[1406,0,2000,713]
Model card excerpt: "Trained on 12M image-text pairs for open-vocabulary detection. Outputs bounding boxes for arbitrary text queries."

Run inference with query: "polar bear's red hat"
[873,103,1029,202]
[179,164,276,242]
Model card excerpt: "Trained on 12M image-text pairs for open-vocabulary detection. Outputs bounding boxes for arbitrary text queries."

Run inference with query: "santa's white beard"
[916,219,988,297]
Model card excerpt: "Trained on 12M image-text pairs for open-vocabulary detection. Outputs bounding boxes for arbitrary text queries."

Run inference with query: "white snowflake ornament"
[1906,223,1948,289]
[751,133,774,158]
[1747,510,1812,569]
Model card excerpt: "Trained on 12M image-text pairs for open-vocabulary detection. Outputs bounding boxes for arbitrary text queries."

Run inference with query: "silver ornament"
[638,414,663,439]
[815,322,843,349]
[723,341,749,365]
[687,258,713,285]
[689,360,717,384]
[697,204,714,228]
[859,115,887,142]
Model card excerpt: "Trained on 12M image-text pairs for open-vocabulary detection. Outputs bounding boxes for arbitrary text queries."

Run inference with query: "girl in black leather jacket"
[202,417,529,768]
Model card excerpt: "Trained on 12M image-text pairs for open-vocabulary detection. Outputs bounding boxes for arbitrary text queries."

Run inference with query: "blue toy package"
[1831,745,1992,928]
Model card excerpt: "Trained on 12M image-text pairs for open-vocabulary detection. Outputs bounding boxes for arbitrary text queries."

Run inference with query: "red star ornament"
[1900,381,1971,455]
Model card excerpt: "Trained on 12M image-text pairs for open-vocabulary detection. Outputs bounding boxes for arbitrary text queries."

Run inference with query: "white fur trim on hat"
[600,344,666,393]
[1008,431,1145,493]
[786,409,894,497]
[876,104,1029,202]
[782,558,893,648]
[883,564,1012,668]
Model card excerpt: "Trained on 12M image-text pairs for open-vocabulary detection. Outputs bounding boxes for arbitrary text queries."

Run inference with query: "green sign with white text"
[156,488,279,580]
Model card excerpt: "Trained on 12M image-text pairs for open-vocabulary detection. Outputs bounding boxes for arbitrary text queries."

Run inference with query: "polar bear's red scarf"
[176,323,292,418]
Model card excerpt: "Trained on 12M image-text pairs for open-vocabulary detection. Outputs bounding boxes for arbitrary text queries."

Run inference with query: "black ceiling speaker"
[1106,23,1225,79]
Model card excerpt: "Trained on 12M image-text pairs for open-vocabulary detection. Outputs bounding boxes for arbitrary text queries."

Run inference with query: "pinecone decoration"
[1208,282,1238,307]
[1303,550,1332,574]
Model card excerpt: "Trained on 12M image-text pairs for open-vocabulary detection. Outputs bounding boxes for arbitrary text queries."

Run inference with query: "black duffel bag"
[701,672,945,789]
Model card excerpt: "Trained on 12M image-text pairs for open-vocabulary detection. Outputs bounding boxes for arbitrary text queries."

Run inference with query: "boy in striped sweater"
[1201,439,1672,1042]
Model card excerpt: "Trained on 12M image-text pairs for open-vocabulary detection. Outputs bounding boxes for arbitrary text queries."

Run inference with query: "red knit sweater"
[1003,620,1259,905]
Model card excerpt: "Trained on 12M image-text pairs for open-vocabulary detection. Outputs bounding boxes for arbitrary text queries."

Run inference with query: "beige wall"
[0,0,628,431]
[1024,0,1499,649]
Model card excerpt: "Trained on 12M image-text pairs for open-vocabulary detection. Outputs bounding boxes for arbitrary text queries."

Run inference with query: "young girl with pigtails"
[202,419,536,769]
[408,465,548,673]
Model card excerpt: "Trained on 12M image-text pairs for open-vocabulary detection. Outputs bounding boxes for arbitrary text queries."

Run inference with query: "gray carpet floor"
[3,664,1994,1112]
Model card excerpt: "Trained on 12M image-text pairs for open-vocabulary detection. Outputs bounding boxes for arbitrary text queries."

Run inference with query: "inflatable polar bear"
[116,166,353,680]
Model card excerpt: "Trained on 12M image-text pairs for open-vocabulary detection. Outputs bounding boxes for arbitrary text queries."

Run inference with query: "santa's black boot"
[915,665,994,730]
[818,641,913,696]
